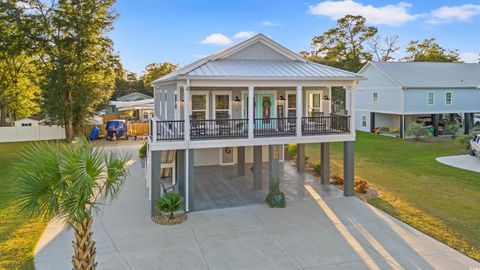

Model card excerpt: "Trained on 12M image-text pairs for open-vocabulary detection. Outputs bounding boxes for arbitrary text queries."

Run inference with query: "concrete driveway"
[34,145,480,270]
[436,155,480,173]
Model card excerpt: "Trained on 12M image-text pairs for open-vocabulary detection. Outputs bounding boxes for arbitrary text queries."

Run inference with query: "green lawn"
[0,142,49,270]
[305,132,480,260]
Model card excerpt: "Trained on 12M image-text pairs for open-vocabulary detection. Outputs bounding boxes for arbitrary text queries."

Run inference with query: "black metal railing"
[190,118,248,140]
[156,120,184,141]
[254,118,297,137]
[301,116,350,135]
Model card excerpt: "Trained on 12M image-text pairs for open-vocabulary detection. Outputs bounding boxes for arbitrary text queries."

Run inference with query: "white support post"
[159,88,165,120]
[184,80,191,142]
[348,85,355,135]
[248,86,254,139]
[296,85,302,137]
[151,115,157,142]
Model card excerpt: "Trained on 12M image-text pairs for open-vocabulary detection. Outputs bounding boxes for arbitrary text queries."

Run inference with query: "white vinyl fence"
[0,125,65,143]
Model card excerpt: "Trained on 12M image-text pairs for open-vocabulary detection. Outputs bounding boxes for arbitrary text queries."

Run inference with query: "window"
[307,91,323,116]
[286,93,296,118]
[21,123,32,127]
[445,91,452,105]
[362,115,367,127]
[214,92,231,119]
[427,92,434,105]
[373,92,379,104]
[191,93,208,120]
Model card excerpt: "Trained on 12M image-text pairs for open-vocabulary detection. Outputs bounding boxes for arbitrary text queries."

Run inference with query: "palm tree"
[12,139,129,270]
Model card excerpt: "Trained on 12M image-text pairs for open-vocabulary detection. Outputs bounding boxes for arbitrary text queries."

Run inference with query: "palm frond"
[102,151,129,201]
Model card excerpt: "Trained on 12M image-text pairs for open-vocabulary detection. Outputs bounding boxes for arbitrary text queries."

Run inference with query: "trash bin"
[426,125,435,136]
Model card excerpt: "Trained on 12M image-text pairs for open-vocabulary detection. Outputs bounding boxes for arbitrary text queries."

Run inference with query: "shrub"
[354,180,369,194]
[406,123,429,140]
[156,192,183,220]
[287,144,297,158]
[447,122,460,138]
[331,173,344,185]
[473,125,480,131]
[265,191,286,208]
[456,134,475,150]
[313,163,321,176]
[138,142,147,158]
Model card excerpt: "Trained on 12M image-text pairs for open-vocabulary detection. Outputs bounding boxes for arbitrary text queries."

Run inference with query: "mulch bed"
[152,213,188,225]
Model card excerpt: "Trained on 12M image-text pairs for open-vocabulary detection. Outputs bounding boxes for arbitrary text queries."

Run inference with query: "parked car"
[106,120,128,140]
[474,114,480,127]
[470,134,480,157]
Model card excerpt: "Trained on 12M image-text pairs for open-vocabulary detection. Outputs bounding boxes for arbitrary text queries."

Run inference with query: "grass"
[305,132,480,260]
[0,142,49,270]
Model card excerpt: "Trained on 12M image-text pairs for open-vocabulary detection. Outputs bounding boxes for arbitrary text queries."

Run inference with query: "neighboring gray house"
[355,62,480,138]
[146,34,363,214]
[105,92,154,121]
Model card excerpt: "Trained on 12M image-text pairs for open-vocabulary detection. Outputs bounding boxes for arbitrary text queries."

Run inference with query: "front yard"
[305,132,480,260]
[0,142,49,269]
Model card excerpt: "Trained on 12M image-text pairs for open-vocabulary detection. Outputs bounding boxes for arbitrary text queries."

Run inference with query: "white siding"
[225,41,289,60]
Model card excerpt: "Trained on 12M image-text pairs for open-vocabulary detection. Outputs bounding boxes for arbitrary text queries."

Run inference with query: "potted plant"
[447,122,460,139]
[406,123,430,141]
[154,191,187,225]
[138,142,147,168]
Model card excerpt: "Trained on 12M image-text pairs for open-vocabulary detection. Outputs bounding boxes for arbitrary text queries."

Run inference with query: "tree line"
[0,2,471,140]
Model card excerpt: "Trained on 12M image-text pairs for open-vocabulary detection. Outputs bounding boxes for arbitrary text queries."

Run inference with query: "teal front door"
[244,94,275,129]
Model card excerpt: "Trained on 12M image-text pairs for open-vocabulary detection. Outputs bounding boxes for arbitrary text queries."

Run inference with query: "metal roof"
[153,34,362,84]
[368,62,480,88]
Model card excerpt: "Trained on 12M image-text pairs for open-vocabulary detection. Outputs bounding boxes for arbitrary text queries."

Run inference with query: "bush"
[406,123,429,140]
[456,134,475,150]
[287,144,297,158]
[331,173,344,185]
[313,163,321,176]
[354,180,369,194]
[265,191,286,208]
[447,122,460,138]
[138,142,147,158]
[156,192,183,220]
[474,125,480,132]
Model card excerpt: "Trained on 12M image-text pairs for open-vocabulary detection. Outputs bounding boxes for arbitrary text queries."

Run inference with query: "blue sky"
[110,0,480,74]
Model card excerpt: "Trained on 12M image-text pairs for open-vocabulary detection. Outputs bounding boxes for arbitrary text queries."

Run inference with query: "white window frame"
[190,91,210,120]
[212,91,232,119]
[427,91,435,105]
[285,90,296,118]
[305,90,323,116]
[445,91,452,105]
[372,91,379,104]
[361,115,367,127]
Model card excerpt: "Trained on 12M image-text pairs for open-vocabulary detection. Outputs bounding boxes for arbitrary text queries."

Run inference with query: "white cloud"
[308,0,418,26]
[429,4,480,24]
[200,33,232,46]
[460,52,479,63]
[262,20,280,26]
[234,31,255,39]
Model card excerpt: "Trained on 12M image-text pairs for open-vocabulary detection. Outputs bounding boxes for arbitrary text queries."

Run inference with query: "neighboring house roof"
[109,99,154,111]
[364,62,480,88]
[152,34,363,84]
[116,92,152,101]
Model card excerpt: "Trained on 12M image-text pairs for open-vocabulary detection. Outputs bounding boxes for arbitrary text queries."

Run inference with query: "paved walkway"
[35,145,480,269]
[436,155,480,173]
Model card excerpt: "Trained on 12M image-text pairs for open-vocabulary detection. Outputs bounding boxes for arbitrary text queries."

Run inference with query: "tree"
[368,35,400,62]
[403,38,461,62]
[0,1,42,125]
[13,139,129,270]
[303,15,378,72]
[28,0,119,140]
[140,62,177,94]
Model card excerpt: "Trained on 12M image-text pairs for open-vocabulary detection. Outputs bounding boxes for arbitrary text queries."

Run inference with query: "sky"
[110,0,480,74]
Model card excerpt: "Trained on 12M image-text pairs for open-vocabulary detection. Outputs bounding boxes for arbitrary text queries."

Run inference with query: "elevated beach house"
[146,34,364,214]
[355,62,480,138]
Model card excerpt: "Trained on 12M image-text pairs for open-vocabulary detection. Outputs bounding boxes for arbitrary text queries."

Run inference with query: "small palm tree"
[12,139,129,270]
[156,192,183,220]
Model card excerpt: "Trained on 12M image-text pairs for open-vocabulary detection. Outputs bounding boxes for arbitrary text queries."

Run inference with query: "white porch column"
[159,88,165,120]
[184,80,191,142]
[348,85,355,135]
[248,86,254,139]
[296,85,303,137]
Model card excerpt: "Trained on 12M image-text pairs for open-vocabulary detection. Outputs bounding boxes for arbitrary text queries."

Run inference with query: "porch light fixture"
[234,96,241,102]
[323,95,330,101]
[279,95,286,101]
[181,96,184,102]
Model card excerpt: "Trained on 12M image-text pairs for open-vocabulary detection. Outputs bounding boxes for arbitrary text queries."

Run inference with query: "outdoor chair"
[161,182,175,194]
[190,115,206,137]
